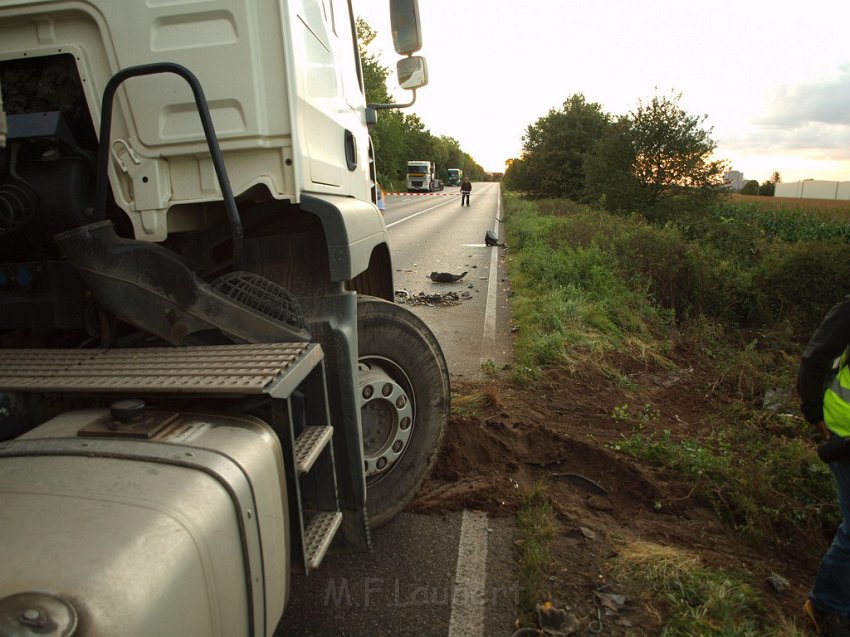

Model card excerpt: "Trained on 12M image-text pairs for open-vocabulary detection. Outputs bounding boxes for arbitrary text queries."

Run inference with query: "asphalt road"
[277,183,518,636]
[280,512,517,637]
[383,182,513,380]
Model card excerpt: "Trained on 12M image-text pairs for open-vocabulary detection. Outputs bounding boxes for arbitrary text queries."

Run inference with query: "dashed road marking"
[448,510,489,637]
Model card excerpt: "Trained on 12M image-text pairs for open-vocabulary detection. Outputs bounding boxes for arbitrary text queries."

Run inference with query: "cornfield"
[712,194,850,242]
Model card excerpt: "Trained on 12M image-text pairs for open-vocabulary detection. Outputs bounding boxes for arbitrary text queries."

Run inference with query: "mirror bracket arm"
[368,89,418,110]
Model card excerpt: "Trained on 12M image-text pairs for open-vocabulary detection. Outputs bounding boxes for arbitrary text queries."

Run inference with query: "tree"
[583,120,642,210]
[357,18,406,186]
[585,91,729,215]
[505,94,610,199]
[356,17,486,189]
[503,157,527,192]
[627,91,728,207]
[356,19,390,105]
[740,180,759,195]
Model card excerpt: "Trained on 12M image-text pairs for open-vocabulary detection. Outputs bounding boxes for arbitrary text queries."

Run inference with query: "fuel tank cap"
[0,592,78,636]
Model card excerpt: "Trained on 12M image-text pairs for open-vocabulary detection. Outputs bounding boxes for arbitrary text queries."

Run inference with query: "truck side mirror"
[397,56,428,90]
[368,0,426,110]
[390,0,422,55]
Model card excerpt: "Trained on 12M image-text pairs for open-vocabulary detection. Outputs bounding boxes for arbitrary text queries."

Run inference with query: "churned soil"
[409,357,820,634]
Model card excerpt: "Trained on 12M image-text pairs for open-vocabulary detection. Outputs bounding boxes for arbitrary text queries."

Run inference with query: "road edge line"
[481,185,501,369]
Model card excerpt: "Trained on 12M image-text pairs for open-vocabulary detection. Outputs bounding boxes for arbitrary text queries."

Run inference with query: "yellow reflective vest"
[824,353,850,437]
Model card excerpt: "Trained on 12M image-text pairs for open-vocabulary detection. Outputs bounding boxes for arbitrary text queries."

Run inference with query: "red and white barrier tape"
[386,191,458,196]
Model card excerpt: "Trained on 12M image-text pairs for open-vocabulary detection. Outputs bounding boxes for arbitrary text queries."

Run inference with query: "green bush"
[676,208,765,265]
[609,222,693,315]
[751,241,850,337]
[682,241,757,325]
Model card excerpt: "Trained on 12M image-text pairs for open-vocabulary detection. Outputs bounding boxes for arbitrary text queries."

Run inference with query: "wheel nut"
[20,608,45,627]
[382,383,393,397]
[396,395,407,409]
[400,417,411,430]
[393,440,403,453]
[362,385,374,399]
[377,457,387,470]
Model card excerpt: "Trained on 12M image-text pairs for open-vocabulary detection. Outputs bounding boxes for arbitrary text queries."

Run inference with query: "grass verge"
[614,540,807,636]
[500,190,840,632]
[515,483,557,615]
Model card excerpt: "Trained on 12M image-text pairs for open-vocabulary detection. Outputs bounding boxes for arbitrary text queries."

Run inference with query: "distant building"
[774,180,850,200]
[724,170,745,191]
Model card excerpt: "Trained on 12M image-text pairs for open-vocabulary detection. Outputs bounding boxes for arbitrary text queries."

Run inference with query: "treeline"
[504,92,728,220]
[357,19,488,190]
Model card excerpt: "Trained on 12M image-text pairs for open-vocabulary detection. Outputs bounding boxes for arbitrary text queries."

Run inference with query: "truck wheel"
[357,296,449,528]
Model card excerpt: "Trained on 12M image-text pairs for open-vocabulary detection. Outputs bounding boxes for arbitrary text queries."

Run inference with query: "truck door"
[292,0,368,196]
[293,0,344,188]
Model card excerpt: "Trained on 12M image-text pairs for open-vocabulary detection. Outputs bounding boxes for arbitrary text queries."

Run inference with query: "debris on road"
[395,289,463,306]
[485,229,506,247]
[429,271,468,283]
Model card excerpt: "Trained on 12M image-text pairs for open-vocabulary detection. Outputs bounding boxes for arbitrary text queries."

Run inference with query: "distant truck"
[446,168,462,186]
[407,160,443,192]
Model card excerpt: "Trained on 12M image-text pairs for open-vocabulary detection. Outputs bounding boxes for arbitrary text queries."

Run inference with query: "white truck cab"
[0,1,449,635]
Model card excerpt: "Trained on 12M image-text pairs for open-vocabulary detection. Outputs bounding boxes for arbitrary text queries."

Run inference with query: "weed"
[516,483,557,614]
[612,417,837,544]
[480,359,506,378]
[612,404,632,422]
[613,540,802,636]
[611,403,660,425]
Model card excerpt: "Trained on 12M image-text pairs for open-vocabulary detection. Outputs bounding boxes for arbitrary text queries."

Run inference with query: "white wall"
[774,180,850,200]
[774,182,802,198]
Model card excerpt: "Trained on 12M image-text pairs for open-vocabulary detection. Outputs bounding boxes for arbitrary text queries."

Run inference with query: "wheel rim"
[359,356,415,484]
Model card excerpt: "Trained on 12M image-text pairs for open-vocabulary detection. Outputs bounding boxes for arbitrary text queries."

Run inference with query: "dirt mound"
[408,365,817,631]
[413,415,673,520]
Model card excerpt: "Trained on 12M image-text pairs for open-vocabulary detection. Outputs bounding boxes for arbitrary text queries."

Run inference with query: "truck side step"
[272,363,342,574]
[0,343,323,397]
[304,511,343,570]
[294,426,333,475]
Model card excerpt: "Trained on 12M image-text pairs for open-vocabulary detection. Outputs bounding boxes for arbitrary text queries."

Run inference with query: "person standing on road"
[460,177,471,207]
[376,182,386,212]
[798,296,850,637]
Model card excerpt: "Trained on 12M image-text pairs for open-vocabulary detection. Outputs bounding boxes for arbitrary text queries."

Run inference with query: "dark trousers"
[461,192,470,206]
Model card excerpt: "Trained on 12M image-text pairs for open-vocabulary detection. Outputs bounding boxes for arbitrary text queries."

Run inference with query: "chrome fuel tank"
[0,409,289,637]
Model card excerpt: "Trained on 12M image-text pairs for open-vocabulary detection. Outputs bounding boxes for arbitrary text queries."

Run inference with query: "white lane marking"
[448,510,489,637]
[481,188,501,367]
[384,197,458,228]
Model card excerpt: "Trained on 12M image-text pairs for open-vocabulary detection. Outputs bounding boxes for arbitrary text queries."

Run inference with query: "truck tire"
[357,296,450,528]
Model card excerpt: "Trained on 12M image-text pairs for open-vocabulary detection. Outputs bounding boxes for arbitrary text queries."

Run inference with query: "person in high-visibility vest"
[798,296,850,637]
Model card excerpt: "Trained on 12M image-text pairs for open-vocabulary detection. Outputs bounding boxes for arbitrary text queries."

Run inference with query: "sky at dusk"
[354,0,850,183]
